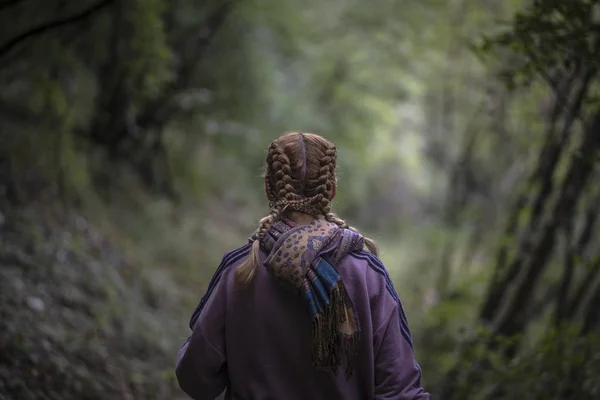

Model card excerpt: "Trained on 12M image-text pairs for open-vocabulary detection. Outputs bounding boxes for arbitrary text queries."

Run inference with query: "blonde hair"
[235,132,378,285]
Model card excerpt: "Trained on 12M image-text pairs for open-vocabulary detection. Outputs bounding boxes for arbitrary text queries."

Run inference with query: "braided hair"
[235,132,378,285]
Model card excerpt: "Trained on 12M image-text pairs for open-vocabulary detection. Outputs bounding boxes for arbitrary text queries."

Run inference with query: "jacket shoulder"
[220,242,253,266]
[344,250,391,277]
[342,250,400,300]
[189,243,252,329]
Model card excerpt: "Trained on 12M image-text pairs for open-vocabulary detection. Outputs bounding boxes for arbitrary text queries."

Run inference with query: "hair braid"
[264,144,277,202]
[308,143,337,216]
[257,205,282,239]
[235,204,283,285]
[266,141,302,203]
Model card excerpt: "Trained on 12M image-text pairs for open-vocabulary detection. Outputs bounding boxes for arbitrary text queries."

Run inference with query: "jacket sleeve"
[175,272,229,399]
[373,295,430,399]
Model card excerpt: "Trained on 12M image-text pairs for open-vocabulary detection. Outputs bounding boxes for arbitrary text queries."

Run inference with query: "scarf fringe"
[311,281,359,378]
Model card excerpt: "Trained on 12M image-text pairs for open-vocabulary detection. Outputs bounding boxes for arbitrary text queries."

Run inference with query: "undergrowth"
[0,195,249,400]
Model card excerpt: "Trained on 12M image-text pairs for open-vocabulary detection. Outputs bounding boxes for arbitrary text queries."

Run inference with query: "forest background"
[1,0,600,399]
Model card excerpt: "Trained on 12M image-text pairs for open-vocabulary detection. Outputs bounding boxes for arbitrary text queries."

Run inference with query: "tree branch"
[582,277,600,334]
[480,62,598,324]
[567,255,600,319]
[0,0,115,60]
[135,0,235,131]
[495,106,600,338]
[554,220,575,326]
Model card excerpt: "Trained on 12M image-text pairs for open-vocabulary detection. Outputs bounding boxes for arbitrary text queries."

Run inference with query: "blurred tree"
[436,0,600,398]
[0,0,440,222]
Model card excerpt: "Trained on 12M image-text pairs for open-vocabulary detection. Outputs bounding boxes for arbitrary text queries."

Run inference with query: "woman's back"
[175,132,430,399]
[177,228,428,399]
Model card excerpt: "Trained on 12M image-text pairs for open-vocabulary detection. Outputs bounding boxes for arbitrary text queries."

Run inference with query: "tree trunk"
[494,106,600,338]
[480,66,597,324]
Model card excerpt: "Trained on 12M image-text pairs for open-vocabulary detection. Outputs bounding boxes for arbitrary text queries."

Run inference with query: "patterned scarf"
[252,218,365,377]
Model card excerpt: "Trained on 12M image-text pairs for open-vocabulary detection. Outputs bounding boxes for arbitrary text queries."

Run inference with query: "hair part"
[234,132,378,286]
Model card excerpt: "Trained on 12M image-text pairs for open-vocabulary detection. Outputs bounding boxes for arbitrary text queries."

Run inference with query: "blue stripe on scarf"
[302,284,321,316]
[302,258,341,319]
[189,243,252,329]
[313,257,341,289]
[351,251,423,387]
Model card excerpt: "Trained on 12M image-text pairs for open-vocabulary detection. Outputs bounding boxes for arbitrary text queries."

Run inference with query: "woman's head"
[264,132,337,216]
[235,132,378,285]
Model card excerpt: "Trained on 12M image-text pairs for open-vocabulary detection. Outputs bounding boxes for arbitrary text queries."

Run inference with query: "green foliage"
[443,327,600,400]
[473,0,600,90]
[123,0,172,102]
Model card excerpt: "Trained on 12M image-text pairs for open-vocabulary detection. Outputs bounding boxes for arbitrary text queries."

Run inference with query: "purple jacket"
[176,244,430,400]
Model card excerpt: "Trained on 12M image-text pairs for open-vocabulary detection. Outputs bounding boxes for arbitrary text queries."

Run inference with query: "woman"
[176,132,430,400]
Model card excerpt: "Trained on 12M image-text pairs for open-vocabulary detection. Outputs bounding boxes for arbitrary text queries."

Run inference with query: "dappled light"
[1,0,600,399]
